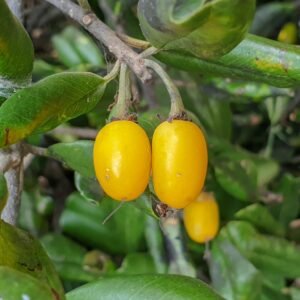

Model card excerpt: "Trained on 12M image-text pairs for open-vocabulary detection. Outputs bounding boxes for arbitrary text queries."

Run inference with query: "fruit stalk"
[144,59,187,120]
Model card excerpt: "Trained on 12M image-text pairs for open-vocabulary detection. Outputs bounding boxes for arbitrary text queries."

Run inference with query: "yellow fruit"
[152,120,208,209]
[278,22,298,44]
[183,192,219,243]
[93,120,151,201]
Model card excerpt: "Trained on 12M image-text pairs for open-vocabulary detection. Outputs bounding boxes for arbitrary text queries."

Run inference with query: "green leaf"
[0,73,106,148]
[117,253,156,275]
[40,234,99,283]
[0,266,54,300]
[66,274,223,300]
[156,34,300,88]
[0,173,7,213]
[210,233,262,300]
[214,159,256,202]
[0,220,65,298]
[235,204,285,236]
[191,95,232,141]
[48,140,95,178]
[290,288,300,300]
[210,138,279,188]
[0,0,34,96]
[274,174,300,228]
[52,35,84,68]
[33,59,63,81]
[61,26,104,67]
[75,172,103,203]
[60,193,146,254]
[225,221,300,278]
[138,0,255,59]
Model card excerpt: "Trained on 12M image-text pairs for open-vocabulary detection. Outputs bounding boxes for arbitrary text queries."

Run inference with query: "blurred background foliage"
[6,0,300,299]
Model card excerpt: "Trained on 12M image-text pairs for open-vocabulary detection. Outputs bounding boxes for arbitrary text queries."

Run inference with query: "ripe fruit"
[152,120,208,209]
[183,192,219,243]
[93,120,151,201]
[278,23,297,44]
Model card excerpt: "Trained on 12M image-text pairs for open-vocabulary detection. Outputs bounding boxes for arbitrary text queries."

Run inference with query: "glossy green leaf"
[75,172,103,203]
[60,193,146,254]
[210,233,262,300]
[235,204,285,236]
[208,78,293,102]
[61,26,104,67]
[210,138,279,188]
[291,288,300,300]
[0,173,7,214]
[275,174,300,228]
[41,234,99,283]
[52,35,84,68]
[33,59,63,81]
[67,274,223,300]
[156,34,300,88]
[0,220,65,298]
[225,221,300,278]
[138,0,255,59]
[214,159,256,202]
[117,253,156,275]
[192,95,232,140]
[0,73,106,148]
[0,0,34,96]
[0,267,54,300]
[48,140,95,178]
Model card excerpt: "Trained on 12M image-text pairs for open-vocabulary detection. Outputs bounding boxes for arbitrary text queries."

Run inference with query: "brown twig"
[1,143,24,225]
[44,0,152,83]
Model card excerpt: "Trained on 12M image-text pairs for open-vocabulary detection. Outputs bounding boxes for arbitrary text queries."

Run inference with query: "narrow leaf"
[0,72,106,148]
[156,34,300,88]
[235,204,285,236]
[0,0,34,96]
[48,140,95,178]
[0,220,65,299]
[66,274,223,300]
[60,193,146,254]
[0,267,54,300]
[138,0,255,59]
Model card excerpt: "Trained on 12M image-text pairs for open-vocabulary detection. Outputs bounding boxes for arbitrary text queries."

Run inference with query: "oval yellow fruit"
[93,120,151,201]
[152,120,208,209]
[183,192,219,243]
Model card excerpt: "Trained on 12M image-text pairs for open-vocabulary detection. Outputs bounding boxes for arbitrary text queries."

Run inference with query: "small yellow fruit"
[278,22,298,44]
[152,120,208,209]
[183,192,219,243]
[93,120,151,201]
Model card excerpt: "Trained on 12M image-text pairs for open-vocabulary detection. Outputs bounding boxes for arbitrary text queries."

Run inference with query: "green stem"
[103,60,121,82]
[144,59,186,119]
[264,126,277,158]
[118,33,151,50]
[139,46,159,58]
[109,63,131,120]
